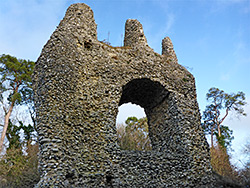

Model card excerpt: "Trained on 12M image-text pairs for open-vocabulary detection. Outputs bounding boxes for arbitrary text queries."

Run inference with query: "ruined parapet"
[124,19,148,47]
[33,3,218,187]
[162,36,178,62]
[59,3,97,39]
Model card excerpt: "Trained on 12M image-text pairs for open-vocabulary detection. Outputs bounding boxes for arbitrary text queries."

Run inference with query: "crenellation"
[58,3,97,39]
[124,19,148,47]
[162,36,178,62]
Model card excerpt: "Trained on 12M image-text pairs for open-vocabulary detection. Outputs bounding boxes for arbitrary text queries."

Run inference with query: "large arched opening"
[117,78,171,151]
[116,102,151,151]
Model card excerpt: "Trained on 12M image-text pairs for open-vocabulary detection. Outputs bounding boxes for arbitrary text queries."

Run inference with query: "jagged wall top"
[59,3,176,58]
[162,37,177,61]
[124,19,148,47]
[33,3,217,187]
[59,3,97,39]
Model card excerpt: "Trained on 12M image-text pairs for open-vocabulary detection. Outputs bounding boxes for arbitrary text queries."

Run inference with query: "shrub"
[0,143,39,188]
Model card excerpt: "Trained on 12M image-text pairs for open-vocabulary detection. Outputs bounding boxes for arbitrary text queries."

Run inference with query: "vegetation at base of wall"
[210,146,238,178]
[211,142,250,187]
[0,120,39,187]
[0,143,39,188]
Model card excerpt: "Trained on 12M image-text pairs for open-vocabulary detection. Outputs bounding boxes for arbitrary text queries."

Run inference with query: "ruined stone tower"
[33,3,216,187]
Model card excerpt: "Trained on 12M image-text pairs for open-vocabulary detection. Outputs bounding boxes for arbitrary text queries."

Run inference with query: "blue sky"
[0,0,250,166]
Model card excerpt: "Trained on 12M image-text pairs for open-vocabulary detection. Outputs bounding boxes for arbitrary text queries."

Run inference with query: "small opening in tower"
[116,103,152,151]
[84,40,92,49]
[106,174,113,187]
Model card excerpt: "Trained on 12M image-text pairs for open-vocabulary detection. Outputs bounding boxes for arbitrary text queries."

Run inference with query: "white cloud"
[164,13,175,34]
[154,0,175,35]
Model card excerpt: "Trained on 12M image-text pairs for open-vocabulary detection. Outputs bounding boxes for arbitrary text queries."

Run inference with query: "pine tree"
[0,54,35,152]
[202,87,246,149]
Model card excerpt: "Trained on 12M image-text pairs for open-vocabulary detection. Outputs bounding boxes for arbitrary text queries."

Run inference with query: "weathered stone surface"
[33,3,219,187]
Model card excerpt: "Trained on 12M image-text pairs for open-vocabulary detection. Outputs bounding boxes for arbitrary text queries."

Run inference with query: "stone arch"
[118,78,169,150]
[119,78,169,109]
[117,78,189,153]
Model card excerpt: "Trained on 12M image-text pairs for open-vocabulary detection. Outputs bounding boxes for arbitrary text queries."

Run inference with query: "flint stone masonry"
[33,3,219,187]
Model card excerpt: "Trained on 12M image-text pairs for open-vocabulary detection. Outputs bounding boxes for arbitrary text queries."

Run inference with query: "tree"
[0,54,35,152]
[0,121,38,187]
[0,143,39,187]
[117,117,151,151]
[5,120,22,149]
[5,120,35,150]
[202,87,247,148]
[210,145,238,178]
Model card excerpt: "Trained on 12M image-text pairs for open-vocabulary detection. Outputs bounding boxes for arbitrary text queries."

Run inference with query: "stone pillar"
[162,37,177,62]
[61,3,97,39]
[124,19,148,47]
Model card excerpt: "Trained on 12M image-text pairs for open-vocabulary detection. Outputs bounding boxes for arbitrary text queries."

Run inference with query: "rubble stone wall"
[33,3,217,187]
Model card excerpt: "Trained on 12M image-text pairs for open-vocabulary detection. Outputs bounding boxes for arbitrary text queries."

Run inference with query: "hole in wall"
[84,40,92,49]
[116,103,152,151]
[105,174,113,187]
[65,172,74,179]
[116,78,170,151]
[116,103,145,124]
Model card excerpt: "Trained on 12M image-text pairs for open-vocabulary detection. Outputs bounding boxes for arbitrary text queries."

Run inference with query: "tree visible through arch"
[116,115,152,151]
[118,78,170,151]
[116,101,151,151]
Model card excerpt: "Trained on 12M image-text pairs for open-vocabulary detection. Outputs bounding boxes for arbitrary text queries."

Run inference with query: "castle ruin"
[33,3,217,187]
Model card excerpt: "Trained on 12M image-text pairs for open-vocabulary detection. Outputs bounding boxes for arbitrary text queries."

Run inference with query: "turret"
[162,37,177,62]
[61,3,97,39]
[124,19,148,47]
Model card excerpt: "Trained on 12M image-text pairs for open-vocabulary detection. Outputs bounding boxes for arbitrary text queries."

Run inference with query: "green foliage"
[117,117,151,151]
[19,121,35,142]
[0,144,39,188]
[0,54,35,152]
[0,54,35,105]
[125,116,149,134]
[210,146,239,179]
[5,120,35,150]
[202,87,247,149]
[6,121,22,149]
[0,54,38,186]
[215,125,234,148]
[205,87,246,118]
